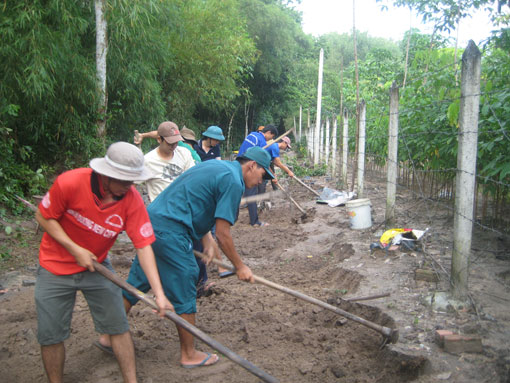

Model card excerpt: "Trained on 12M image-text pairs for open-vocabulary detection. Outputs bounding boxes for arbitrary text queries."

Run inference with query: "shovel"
[195,251,399,345]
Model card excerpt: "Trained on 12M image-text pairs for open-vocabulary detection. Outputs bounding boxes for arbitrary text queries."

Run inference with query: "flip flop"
[93,341,114,356]
[197,281,216,298]
[219,270,235,278]
[181,352,219,369]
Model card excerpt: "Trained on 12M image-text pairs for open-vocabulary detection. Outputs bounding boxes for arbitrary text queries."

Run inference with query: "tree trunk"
[403,9,411,88]
[95,0,108,142]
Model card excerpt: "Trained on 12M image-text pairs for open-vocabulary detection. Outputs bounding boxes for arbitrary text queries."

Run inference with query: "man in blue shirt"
[238,125,277,156]
[238,125,278,226]
[122,147,274,369]
[261,136,294,199]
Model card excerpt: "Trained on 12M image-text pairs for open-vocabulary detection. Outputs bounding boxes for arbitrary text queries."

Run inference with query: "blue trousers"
[245,186,259,225]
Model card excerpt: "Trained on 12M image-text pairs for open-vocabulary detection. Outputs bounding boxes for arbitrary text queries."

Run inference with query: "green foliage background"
[1,0,509,215]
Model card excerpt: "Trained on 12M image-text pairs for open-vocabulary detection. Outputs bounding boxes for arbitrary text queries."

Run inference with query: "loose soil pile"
[1,174,509,382]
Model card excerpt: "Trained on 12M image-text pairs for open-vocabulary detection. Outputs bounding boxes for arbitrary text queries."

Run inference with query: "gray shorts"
[35,258,129,346]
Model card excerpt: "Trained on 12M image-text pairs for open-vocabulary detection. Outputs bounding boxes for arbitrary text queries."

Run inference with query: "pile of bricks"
[435,329,483,354]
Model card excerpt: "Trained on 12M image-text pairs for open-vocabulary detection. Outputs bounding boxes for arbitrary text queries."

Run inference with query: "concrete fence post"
[314,48,324,165]
[342,109,349,188]
[332,117,338,178]
[325,118,330,166]
[452,41,481,300]
[357,100,366,197]
[299,105,302,142]
[386,82,399,227]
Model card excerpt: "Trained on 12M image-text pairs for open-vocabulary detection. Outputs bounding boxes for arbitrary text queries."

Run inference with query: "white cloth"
[144,146,194,202]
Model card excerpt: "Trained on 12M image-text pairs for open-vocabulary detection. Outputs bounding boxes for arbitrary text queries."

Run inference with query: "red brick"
[435,330,454,347]
[443,334,483,354]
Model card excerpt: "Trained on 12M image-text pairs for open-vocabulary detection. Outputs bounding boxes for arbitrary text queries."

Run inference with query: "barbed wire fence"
[297,41,509,301]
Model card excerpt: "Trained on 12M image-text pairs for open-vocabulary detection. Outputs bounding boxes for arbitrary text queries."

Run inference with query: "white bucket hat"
[89,142,153,181]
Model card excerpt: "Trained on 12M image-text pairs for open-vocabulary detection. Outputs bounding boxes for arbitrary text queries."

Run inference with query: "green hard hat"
[202,125,225,141]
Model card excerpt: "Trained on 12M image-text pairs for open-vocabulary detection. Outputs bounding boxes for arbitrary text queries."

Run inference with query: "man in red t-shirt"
[35,142,173,383]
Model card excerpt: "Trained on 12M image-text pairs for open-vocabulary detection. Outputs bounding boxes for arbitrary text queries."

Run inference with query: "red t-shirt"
[38,168,155,275]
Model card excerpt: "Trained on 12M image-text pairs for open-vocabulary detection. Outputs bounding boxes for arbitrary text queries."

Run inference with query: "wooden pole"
[452,41,481,300]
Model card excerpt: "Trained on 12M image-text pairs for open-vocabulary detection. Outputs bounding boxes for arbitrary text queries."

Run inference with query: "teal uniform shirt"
[178,141,202,164]
[148,160,244,240]
[125,159,245,314]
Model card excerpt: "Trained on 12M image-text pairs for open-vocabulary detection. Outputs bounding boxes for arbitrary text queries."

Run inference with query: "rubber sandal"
[253,221,269,227]
[181,352,219,369]
[197,282,216,298]
[93,341,114,356]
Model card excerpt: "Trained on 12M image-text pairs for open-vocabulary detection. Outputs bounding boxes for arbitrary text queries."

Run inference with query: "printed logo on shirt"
[105,214,124,229]
[245,133,258,147]
[42,192,51,208]
[140,222,154,238]
[67,209,117,239]
[162,163,184,182]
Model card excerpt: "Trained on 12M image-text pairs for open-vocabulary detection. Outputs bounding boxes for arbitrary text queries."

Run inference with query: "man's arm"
[134,130,159,145]
[273,157,294,178]
[201,232,220,263]
[135,245,174,316]
[35,209,97,271]
[214,218,254,283]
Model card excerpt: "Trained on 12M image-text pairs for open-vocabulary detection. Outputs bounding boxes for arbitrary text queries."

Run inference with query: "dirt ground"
[1,172,509,382]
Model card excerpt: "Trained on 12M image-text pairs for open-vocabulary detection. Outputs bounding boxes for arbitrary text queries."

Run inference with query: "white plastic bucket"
[345,198,372,229]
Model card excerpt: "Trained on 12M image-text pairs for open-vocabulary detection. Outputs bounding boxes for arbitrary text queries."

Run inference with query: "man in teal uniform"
[123,146,274,369]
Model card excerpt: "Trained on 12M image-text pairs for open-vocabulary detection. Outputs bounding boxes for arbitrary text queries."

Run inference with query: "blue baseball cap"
[202,125,225,141]
[238,147,275,179]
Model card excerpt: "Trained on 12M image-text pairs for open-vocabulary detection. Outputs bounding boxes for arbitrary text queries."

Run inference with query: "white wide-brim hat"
[90,141,153,181]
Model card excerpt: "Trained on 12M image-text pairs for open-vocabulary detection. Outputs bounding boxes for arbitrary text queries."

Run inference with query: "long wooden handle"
[275,182,306,215]
[195,252,398,344]
[262,128,294,149]
[240,190,281,206]
[93,261,279,383]
[134,130,142,149]
[292,177,321,197]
